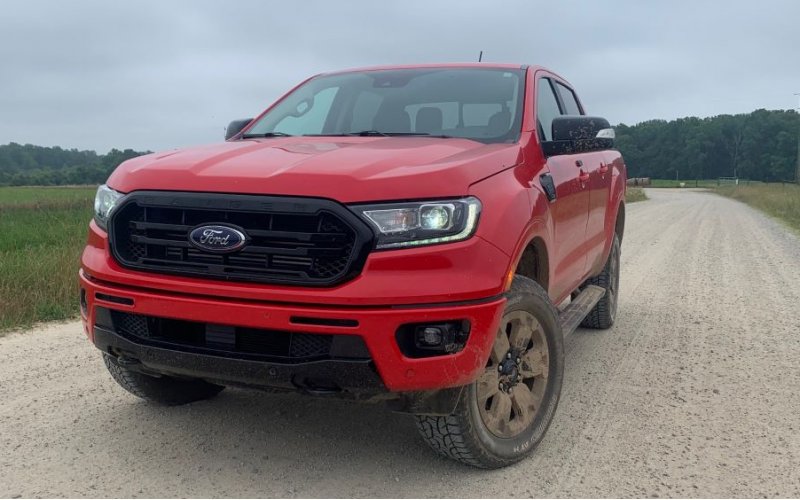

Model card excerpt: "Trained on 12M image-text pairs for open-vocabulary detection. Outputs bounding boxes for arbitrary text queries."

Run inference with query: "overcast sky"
[1,0,799,153]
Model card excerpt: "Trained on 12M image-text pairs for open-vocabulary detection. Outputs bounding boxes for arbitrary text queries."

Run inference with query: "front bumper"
[80,270,505,392]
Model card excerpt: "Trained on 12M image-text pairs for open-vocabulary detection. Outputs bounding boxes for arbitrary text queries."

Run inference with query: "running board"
[559,285,605,335]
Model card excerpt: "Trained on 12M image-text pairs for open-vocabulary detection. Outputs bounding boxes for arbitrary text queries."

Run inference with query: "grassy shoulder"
[646,179,722,188]
[625,187,648,203]
[715,183,800,232]
[0,186,95,331]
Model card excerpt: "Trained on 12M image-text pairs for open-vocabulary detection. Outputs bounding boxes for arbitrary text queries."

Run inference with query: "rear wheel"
[103,354,225,406]
[414,276,564,468]
[580,234,621,329]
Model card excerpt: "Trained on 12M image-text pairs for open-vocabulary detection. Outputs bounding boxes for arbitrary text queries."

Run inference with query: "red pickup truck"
[80,63,626,468]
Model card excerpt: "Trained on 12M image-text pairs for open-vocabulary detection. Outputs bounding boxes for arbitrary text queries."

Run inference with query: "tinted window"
[536,78,562,141]
[556,82,582,115]
[245,68,526,143]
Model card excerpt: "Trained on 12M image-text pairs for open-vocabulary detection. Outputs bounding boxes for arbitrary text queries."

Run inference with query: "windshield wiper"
[241,132,293,139]
[303,131,454,138]
[385,132,455,138]
[346,130,390,137]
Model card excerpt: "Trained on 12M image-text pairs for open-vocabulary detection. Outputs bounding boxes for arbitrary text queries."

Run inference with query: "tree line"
[616,109,799,182]
[0,143,150,186]
[1,108,798,186]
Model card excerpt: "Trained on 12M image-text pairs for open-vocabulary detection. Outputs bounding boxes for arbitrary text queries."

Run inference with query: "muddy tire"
[103,354,224,406]
[580,234,621,329]
[414,275,564,468]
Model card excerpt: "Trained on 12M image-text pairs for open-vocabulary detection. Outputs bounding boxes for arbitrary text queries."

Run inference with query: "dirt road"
[2,188,799,497]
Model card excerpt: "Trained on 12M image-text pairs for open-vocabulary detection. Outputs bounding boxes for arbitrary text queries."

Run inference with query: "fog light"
[417,326,444,346]
[396,321,471,358]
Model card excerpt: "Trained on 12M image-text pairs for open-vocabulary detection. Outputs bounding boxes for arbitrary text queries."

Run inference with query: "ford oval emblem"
[188,224,248,253]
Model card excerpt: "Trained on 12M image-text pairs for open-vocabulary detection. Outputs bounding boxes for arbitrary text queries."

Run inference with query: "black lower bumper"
[93,327,388,399]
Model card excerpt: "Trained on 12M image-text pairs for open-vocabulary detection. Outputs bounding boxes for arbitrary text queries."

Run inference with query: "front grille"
[108,192,374,286]
[110,310,368,363]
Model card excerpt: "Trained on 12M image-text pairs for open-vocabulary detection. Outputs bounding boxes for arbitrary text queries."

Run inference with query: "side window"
[555,82,582,115]
[274,87,339,135]
[536,78,562,141]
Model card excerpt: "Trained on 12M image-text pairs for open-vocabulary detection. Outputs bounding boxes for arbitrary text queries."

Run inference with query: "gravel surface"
[2,188,799,497]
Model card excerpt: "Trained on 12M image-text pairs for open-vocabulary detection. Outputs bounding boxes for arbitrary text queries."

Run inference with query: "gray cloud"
[1,0,799,152]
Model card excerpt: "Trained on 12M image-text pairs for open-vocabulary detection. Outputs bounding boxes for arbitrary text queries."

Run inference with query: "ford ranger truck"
[80,64,626,468]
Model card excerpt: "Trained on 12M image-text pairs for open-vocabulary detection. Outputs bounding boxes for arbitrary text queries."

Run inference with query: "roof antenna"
[478,50,483,62]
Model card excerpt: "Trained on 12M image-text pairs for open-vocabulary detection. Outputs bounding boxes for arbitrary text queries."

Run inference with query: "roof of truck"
[320,63,545,75]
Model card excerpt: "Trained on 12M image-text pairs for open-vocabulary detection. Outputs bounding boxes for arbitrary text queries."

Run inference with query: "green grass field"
[646,179,725,188]
[715,183,800,232]
[0,186,96,331]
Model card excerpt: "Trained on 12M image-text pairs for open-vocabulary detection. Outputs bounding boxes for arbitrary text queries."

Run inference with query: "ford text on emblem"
[188,224,248,253]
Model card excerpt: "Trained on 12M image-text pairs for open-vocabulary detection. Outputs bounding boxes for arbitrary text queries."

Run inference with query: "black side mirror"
[542,116,615,156]
[225,118,253,140]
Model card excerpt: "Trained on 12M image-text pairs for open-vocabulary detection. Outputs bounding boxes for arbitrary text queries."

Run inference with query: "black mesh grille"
[109,311,362,363]
[108,192,372,286]
[116,312,149,338]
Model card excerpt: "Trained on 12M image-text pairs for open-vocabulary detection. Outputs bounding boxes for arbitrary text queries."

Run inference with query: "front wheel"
[414,275,564,468]
[103,354,225,406]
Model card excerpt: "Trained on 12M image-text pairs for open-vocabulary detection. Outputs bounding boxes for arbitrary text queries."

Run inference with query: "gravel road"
[2,188,800,498]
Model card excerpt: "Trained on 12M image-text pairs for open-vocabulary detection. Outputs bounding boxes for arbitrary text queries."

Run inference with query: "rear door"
[553,81,612,275]
[536,77,591,300]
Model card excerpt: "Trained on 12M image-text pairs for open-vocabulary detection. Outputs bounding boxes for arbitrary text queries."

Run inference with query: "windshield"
[243,67,526,143]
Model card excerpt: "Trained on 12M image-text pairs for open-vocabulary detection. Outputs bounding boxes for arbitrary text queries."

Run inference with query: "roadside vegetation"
[616,109,798,182]
[0,186,95,331]
[715,183,800,232]
[625,187,648,203]
[646,179,722,188]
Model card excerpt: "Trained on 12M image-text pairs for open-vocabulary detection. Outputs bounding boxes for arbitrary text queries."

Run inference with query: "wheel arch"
[513,236,550,294]
[615,201,625,242]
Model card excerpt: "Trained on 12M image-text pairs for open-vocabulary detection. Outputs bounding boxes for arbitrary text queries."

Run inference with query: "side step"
[558,285,605,335]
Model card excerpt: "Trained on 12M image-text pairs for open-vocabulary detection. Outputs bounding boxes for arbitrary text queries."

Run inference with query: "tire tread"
[414,276,562,469]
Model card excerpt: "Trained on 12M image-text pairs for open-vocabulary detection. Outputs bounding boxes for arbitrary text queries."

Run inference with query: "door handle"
[579,169,590,183]
[599,162,609,174]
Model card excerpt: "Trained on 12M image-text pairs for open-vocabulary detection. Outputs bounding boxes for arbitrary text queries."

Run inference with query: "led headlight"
[351,197,481,249]
[93,184,124,230]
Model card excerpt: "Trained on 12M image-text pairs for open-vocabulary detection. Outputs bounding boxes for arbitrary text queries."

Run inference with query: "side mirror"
[542,116,615,156]
[225,118,253,140]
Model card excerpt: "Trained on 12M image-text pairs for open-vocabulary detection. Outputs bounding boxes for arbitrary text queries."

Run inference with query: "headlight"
[93,184,124,230]
[351,197,481,249]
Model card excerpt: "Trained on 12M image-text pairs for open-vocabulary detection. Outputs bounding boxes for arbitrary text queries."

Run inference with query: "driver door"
[535,78,591,300]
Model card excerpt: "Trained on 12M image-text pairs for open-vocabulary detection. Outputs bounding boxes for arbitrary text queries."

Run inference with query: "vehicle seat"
[416,107,443,134]
[487,110,511,136]
[373,103,411,133]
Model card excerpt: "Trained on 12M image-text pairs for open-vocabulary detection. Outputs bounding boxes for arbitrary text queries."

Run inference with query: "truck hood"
[107,137,523,203]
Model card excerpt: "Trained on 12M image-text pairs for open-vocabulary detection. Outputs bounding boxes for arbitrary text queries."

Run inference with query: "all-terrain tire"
[103,354,225,406]
[580,233,621,329]
[414,275,564,468]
